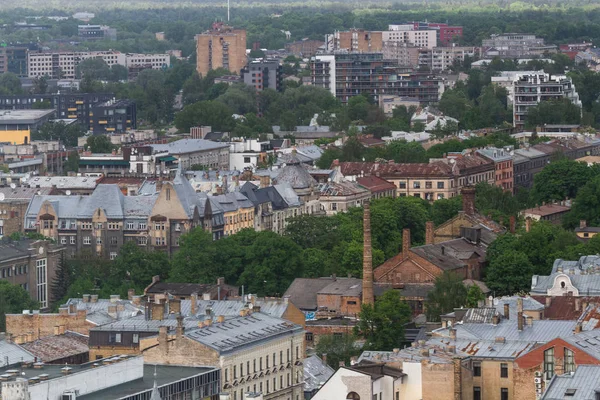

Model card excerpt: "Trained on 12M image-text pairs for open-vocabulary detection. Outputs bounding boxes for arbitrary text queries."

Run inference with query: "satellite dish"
[248,303,254,309]
[10,183,16,189]
[66,190,71,196]
[0,193,5,201]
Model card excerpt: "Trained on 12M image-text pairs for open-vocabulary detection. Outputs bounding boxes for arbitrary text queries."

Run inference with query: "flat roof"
[0,109,55,123]
[78,364,217,400]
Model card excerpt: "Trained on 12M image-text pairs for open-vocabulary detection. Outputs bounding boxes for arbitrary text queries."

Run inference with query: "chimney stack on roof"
[402,228,411,256]
[425,221,435,245]
[191,292,198,315]
[509,216,516,234]
[517,297,524,331]
[362,201,374,306]
[580,220,587,229]
[504,303,510,320]
[461,187,476,216]
[525,217,532,233]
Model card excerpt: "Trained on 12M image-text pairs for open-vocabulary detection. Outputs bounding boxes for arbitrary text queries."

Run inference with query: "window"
[139,223,147,230]
[501,363,508,378]
[296,346,299,359]
[166,188,171,201]
[425,181,432,189]
[473,387,481,400]
[83,236,91,245]
[110,252,117,260]
[60,236,67,244]
[266,355,269,368]
[501,388,508,400]
[244,157,251,163]
[110,236,118,245]
[399,182,406,189]
[564,348,575,373]
[70,236,76,245]
[413,181,421,189]
[127,222,134,230]
[96,223,103,229]
[225,369,229,382]
[544,348,555,380]
[260,357,263,370]
[437,182,445,189]
[96,237,102,245]
[234,365,237,379]
[253,359,256,372]
[347,393,360,400]
[133,333,139,344]
[331,203,337,211]
[473,361,481,377]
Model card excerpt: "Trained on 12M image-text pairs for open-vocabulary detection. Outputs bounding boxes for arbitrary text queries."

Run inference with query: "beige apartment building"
[196,24,247,77]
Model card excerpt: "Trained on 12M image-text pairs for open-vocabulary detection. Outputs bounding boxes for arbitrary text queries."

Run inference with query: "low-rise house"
[356,175,396,199]
[520,202,572,226]
[214,191,255,236]
[574,220,600,242]
[311,362,406,400]
[477,146,514,193]
[144,275,238,301]
[19,331,89,364]
[531,256,600,297]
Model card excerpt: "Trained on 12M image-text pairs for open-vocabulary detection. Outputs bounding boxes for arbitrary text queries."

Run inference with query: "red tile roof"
[521,204,571,217]
[338,161,453,178]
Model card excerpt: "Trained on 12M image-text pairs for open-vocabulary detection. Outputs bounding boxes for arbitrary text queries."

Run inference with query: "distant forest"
[3,6,600,55]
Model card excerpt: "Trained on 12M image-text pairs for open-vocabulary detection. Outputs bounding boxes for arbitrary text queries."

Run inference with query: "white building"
[27,51,170,79]
[229,138,274,170]
[312,363,406,400]
[383,27,437,49]
[421,46,480,72]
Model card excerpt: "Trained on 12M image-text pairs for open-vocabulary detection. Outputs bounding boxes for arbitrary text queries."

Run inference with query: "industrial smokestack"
[362,201,374,306]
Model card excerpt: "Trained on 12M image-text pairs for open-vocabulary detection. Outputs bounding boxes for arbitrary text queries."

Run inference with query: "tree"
[31,76,49,94]
[315,333,360,370]
[426,272,468,322]
[76,58,111,80]
[531,159,594,203]
[109,64,129,82]
[430,196,462,226]
[0,73,22,95]
[111,241,170,291]
[465,284,485,308]
[563,175,600,229]
[525,98,582,128]
[86,135,114,153]
[174,100,235,132]
[0,280,38,331]
[169,228,219,283]
[354,290,411,350]
[64,152,80,173]
[485,250,535,296]
[50,254,72,309]
[32,121,85,147]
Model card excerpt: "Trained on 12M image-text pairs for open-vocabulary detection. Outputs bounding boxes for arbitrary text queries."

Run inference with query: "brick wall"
[6,310,93,342]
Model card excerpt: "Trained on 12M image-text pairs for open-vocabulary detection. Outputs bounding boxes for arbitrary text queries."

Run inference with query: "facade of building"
[196,23,247,77]
[325,29,383,52]
[24,176,225,258]
[419,46,480,72]
[242,60,283,92]
[477,146,515,193]
[310,53,442,104]
[147,139,231,171]
[520,203,571,225]
[0,239,64,309]
[0,109,55,134]
[27,51,170,79]
[141,312,305,400]
[285,40,324,57]
[78,24,117,41]
[482,33,556,58]
[384,27,437,49]
[317,181,371,215]
[512,72,581,130]
[90,99,137,133]
[0,187,53,238]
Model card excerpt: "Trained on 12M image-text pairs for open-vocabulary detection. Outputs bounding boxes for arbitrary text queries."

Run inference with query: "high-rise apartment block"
[325,29,383,52]
[195,23,247,77]
[310,53,441,104]
[241,59,282,92]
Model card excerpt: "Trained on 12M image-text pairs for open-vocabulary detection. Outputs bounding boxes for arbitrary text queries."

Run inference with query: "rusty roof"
[19,332,89,363]
[531,296,594,321]
[356,175,396,193]
[338,161,453,178]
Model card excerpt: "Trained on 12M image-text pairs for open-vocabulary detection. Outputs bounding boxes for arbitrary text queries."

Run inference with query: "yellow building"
[0,129,30,145]
[215,192,255,236]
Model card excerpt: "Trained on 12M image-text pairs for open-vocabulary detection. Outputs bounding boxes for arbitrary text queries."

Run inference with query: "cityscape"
[2,2,600,400]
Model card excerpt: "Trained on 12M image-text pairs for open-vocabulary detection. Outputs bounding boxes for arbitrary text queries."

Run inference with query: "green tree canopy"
[0,280,38,331]
[531,159,596,203]
[174,100,235,132]
[426,272,468,322]
[354,290,412,350]
[86,135,114,153]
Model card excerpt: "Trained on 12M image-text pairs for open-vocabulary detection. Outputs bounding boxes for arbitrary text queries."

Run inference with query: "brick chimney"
[461,187,476,216]
[158,326,168,356]
[517,297,524,331]
[525,217,532,233]
[509,216,516,234]
[362,201,374,306]
[170,298,181,314]
[504,303,509,320]
[425,221,434,245]
[580,220,587,229]
[128,289,135,300]
[402,228,411,256]
[176,314,184,341]
[190,292,198,315]
[151,300,165,321]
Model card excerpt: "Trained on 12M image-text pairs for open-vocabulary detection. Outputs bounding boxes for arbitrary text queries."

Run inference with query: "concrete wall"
[401,361,422,400]
[312,368,371,400]
[6,310,93,340]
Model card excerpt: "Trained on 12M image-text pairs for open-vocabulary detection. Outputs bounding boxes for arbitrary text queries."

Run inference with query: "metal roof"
[541,365,600,400]
[0,335,35,367]
[19,331,89,363]
[150,139,229,155]
[179,298,290,320]
[185,313,303,354]
[24,176,99,189]
[304,355,334,392]
[0,186,52,201]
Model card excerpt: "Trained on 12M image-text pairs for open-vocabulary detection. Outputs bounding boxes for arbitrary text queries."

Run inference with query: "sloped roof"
[273,152,317,189]
[19,331,89,363]
[542,365,600,400]
[0,334,35,367]
[304,355,335,392]
[356,175,396,193]
[284,278,337,310]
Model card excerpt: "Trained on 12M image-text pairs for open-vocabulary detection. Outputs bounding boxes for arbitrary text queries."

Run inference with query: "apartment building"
[78,24,117,41]
[0,187,52,238]
[477,146,515,193]
[24,176,225,258]
[27,51,170,79]
[0,93,115,130]
[196,23,247,77]
[242,59,283,92]
[512,72,581,130]
[148,139,230,170]
[325,29,383,52]
[214,192,255,236]
[90,99,137,133]
[141,312,305,400]
[382,42,420,67]
[0,239,64,309]
[482,33,557,58]
[384,26,437,49]
[310,53,442,104]
[419,46,480,72]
